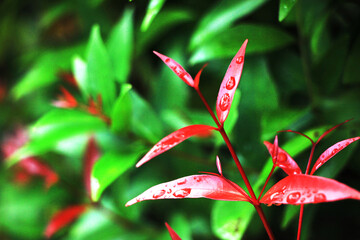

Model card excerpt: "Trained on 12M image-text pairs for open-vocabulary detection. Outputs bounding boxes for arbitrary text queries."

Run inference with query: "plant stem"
[297,205,305,240]
[195,88,275,240]
[258,165,275,200]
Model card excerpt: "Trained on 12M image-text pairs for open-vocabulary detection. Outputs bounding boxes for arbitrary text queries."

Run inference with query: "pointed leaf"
[141,0,166,32]
[216,156,222,176]
[107,8,134,83]
[279,0,297,22]
[153,51,194,87]
[310,137,360,175]
[316,119,351,144]
[136,125,216,167]
[260,174,360,205]
[194,64,207,90]
[216,40,247,124]
[84,137,101,199]
[44,205,88,238]
[52,87,78,108]
[165,222,182,240]
[111,84,132,132]
[125,174,249,206]
[263,141,302,175]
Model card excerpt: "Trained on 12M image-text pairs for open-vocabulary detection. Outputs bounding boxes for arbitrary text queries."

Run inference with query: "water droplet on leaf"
[286,192,301,204]
[236,56,243,64]
[177,178,187,185]
[225,77,236,90]
[153,189,166,199]
[219,93,230,111]
[314,193,326,202]
[173,188,191,198]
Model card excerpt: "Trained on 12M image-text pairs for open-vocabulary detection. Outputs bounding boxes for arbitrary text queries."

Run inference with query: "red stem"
[305,143,316,175]
[297,205,304,240]
[195,88,275,240]
[258,165,275,200]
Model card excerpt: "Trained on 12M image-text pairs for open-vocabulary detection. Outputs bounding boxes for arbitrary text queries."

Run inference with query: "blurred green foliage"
[0,0,360,239]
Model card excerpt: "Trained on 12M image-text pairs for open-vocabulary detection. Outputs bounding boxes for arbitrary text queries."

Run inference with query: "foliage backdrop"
[0,0,359,239]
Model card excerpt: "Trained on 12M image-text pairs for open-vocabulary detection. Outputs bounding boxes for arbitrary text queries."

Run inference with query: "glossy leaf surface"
[141,0,166,32]
[263,141,302,175]
[279,0,297,22]
[136,125,216,167]
[260,174,360,205]
[125,174,249,206]
[153,51,194,87]
[44,205,88,238]
[310,137,360,175]
[83,137,101,199]
[216,39,247,124]
[165,222,182,240]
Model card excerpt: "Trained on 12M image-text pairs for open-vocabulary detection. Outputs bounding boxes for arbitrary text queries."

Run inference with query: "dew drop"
[174,132,185,139]
[270,192,282,201]
[300,198,305,203]
[219,93,231,111]
[177,178,187,185]
[167,189,172,194]
[225,77,236,90]
[314,193,326,202]
[153,189,166,199]
[173,188,191,198]
[236,56,243,64]
[278,153,287,163]
[286,192,301,204]
[193,176,202,182]
[165,58,170,63]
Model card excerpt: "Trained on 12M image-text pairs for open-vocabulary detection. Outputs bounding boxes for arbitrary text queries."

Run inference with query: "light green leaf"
[212,201,254,240]
[12,44,84,99]
[7,109,107,166]
[107,8,134,83]
[140,0,166,32]
[190,0,268,49]
[190,24,294,64]
[72,56,88,99]
[111,84,132,132]
[86,25,116,113]
[279,0,297,22]
[130,91,163,143]
[91,150,143,202]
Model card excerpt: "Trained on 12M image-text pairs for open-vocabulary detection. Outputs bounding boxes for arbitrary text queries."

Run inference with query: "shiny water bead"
[225,77,236,90]
[219,93,231,111]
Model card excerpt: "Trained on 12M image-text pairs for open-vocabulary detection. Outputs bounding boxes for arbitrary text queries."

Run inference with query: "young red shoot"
[194,63,208,90]
[52,87,78,108]
[83,137,101,200]
[153,51,194,87]
[165,222,182,240]
[136,125,217,167]
[44,205,88,238]
[216,39,248,125]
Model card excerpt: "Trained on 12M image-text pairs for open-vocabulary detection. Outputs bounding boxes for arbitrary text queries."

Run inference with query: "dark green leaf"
[190,0,268,49]
[190,24,294,64]
[279,0,297,22]
[140,0,166,32]
[343,34,360,84]
[107,8,134,83]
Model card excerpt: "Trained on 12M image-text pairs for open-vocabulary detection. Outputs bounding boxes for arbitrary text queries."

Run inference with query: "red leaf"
[44,205,88,238]
[263,141,302,175]
[194,64,208,90]
[84,137,101,199]
[216,39,248,124]
[260,174,360,205]
[216,156,222,176]
[19,157,59,189]
[53,87,78,108]
[316,119,351,144]
[153,51,194,87]
[125,174,249,206]
[58,71,78,88]
[165,222,182,240]
[310,137,360,175]
[136,125,216,167]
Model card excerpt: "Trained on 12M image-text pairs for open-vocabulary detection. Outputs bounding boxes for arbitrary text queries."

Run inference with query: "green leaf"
[111,84,132,132]
[107,8,134,83]
[136,9,193,53]
[72,56,88,99]
[140,0,166,32]
[281,205,300,228]
[190,0,268,49]
[86,25,116,113]
[343,34,360,84]
[12,45,84,99]
[212,201,254,240]
[190,24,294,64]
[169,213,192,240]
[279,0,297,22]
[130,91,163,143]
[7,109,107,166]
[91,150,143,202]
